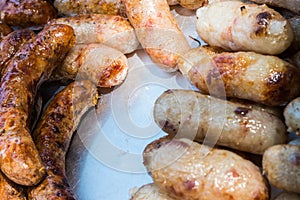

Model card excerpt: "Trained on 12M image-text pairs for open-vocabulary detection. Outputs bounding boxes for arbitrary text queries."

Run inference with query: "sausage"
[130,183,173,200]
[0,29,35,77]
[284,97,300,135]
[262,144,300,193]
[177,46,300,106]
[0,171,27,200]
[0,0,57,28]
[28,80,98,200]
[53,0,126,17]
[274,192,300,200]
[123,0,191,71]
[0,21,12,41]
[153,89,287,154]
[249,0,300,15]
[49,14,139,54]
[0,24,75,186]
[196,1,294,55]
[143,137,269,200]
[177,0,208,10]
[50,43,128,87]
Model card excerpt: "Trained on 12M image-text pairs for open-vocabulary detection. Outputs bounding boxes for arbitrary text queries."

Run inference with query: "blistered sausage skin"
[28,80,98,200]
[284,97,300,135]
[49,14,139,54]
[0,21,12,41]
[0,24,75,186]
[177,46,300,106]
[154,89,287,154]
[0,0,57,28]
[196,1,294,55]
[123,0,191,71]
[143,138,269,200]
[130,183,173,200]
[0,29,35,77]
[51,44,128,87]
[262,144,300,193]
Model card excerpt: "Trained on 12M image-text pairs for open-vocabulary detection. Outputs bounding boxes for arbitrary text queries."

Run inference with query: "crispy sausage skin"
[0,29,35,77]
[0,171,27,200]
[262,144,300,193]
[123,0,191,71]
[196,1,294,55]
[249,0,300,15]
[0,21,12,41]
[49,14,139,54]
[177,46,300,106]
[143,138,269,200]
[0,24,75,186]
[130,183,173,200]
[54,0,126,17]
[0,0,57,28]
[51,44,128,87]
[28,80,98,200]
[153,89,287,154]
[284,97,300,135]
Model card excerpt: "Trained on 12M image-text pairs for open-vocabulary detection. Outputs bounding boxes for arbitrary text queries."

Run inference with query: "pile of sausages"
[0,0,299,199]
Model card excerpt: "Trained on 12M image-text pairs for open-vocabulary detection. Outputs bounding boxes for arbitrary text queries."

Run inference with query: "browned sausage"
[28,80,98,200]
[0,29,35,77]
[0,24,75,186]
[0,0,57,28]
[0,171,26,200]
[0,21,12,41]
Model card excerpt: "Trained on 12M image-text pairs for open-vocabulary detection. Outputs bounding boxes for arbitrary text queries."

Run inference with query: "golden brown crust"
[0,171,26,200]
[0,0,57,28]
[28,80,98,199]
[0,21,12,41]
[0,24,75,186]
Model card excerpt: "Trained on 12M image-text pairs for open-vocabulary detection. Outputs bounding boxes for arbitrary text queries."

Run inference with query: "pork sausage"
[0,24,75,186]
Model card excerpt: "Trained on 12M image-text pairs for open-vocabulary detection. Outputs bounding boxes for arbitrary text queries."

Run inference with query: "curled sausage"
[0,24,75,186]
[50,43,128,87]
[123,0,191,71]
[0,21,12,41]
[49,14,139,54]
[196,1,294,55]
[177,46,300,106]
[0,0,57,28]
[130,183,173,200]
[154,89,287,154]
[284,97,300,135]
[262,144,300,193]
[144,138,269,200]
[28,80,98,200]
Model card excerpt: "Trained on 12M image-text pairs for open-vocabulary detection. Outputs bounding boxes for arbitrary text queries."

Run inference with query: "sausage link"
[50,43,128,87]
[0,171,27,200]
[0,24,75,186]
[0,21,12,41]
[196,1,294,55]
[123,0,191,71]
[49,14,139,54]
[0,0,57,28]
[177,46,300,106]
[28,80,98,200]
[153,89,287,154]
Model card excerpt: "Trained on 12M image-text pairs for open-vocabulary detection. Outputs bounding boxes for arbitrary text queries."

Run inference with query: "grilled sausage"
[53,0,126,17]
[0,24,75,186]
[130,183,173,200]
[0,171,27,200]
[249,0,300,15]
[274,192,300,200]
[153,89,287,154]
[0,0,57,28]
[284,97,300,135]
[177,46,300,106]
[0,21,12,41]
[28,80,98,200]
[196,1,294,55]
[49,14,139,54]
[262,144,300,193]
[143,138,269,200]
[123,0,191,71]
[50,43,128,87]
[0,29,35,78]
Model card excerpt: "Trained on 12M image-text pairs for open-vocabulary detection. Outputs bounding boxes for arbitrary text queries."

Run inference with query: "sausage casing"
[177,46,300,106]
[28,80,98,200]
[262,144,300,193]
[123,0,191,71]
[0,24,75,186]
[0,0,57,28]
[143,138,269,200]
[196,1,294,55]
[49,14,139,54]
[51,43,128,87]
[154,89,287,154]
